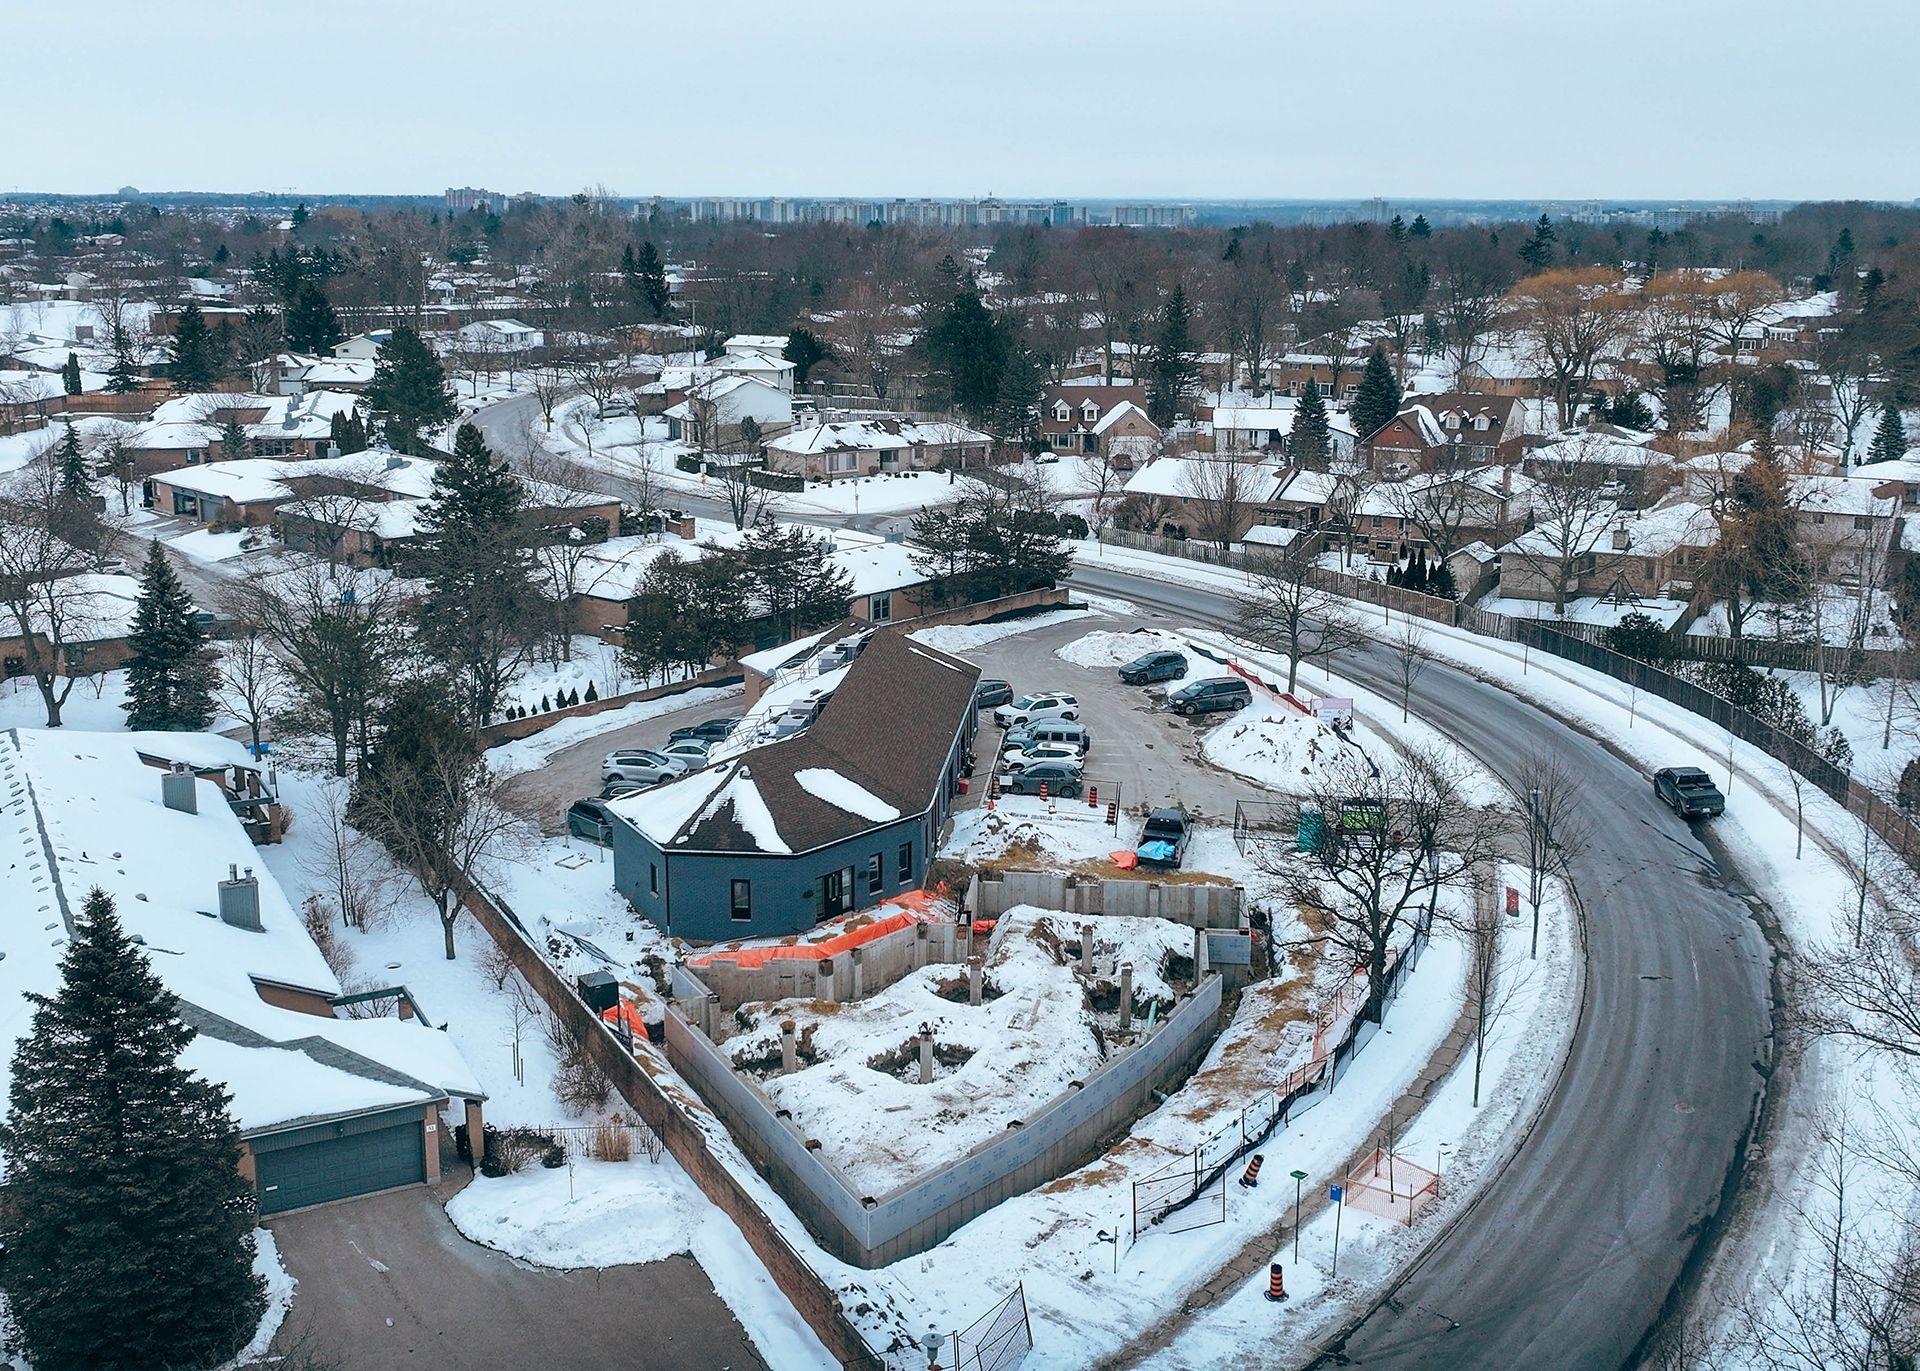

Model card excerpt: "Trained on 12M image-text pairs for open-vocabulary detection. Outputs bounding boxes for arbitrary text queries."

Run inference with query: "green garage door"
[252,1107,427,1214]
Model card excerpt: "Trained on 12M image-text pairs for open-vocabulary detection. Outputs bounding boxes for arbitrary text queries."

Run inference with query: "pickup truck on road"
[1135,806,1192,868]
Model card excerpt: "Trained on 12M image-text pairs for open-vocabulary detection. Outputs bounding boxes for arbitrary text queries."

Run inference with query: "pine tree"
[365,326,456,455]
[1351,348,1403,441]
[1291,380,1332,468]
[732,517,854,642]
[284,282,342,353]
[218,412,250,462]
[0,888,265,1371]
[1868,401,1908,464]
[1518,214,1557,271]
[105,336,140,394]
[1408,214,1432,238]
[415,424,541,724]
[169,302,218,393]
[1146,285,1198,427]
[784,328,828,386]
[634,240,672,319]
[583,680,598,702]
[924,282,1010,428]
[1388,214,1408,243]
[122,542,216,731]
[61,350,83,395]
[57,426,89,501]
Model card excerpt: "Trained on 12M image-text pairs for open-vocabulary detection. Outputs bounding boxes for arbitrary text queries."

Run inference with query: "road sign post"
[1330,1184,1344,1277]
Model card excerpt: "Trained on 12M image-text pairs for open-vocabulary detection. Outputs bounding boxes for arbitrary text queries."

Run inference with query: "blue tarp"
[1138,839,1178,862]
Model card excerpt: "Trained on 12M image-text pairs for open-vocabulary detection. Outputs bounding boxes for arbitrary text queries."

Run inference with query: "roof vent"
[218,865,263,932]
[161,762,197,814]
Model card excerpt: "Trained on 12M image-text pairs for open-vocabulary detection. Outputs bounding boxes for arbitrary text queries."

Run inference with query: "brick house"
[1039,384,1158,459]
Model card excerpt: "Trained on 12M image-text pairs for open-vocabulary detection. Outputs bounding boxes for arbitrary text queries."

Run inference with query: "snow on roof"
[148,390,364,441]
[609,763,733,846]
[832,541,926,597]
[792,767,901,823]
[151,458,297,503]
[1532,434,1659,467]
[0,729,480,1137]
[1271,468,1343,505]
[1793,474,1898,518]
[1240,525,1299,547]
[739,628,833,676]
[689,766,791,854]
[1212,405,1359,439]
[723,333,790,356]
[766,417,988,455]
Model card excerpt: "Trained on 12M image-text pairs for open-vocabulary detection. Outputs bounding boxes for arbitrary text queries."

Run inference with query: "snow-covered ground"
[906,605,1095,656]
[727,907,1194,1193]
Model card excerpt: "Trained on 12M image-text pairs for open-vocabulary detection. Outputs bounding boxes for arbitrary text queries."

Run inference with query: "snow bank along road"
[1068,564,1773,1371]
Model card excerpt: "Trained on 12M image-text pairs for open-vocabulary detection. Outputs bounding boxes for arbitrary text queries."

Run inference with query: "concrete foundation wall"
[687,919,966,1014]
[970,870,1245,928]
[663,971,1226,1267]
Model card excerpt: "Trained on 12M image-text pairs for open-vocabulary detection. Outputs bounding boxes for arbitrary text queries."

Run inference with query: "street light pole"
[1290,1169,1308,1262]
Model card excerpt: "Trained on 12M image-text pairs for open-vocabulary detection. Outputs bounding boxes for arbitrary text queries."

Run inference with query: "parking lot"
[952,613,1256,824]
[500,610,1264,841]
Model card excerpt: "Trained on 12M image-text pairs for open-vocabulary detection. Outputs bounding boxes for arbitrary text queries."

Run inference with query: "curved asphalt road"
[1069,564,1773,1371]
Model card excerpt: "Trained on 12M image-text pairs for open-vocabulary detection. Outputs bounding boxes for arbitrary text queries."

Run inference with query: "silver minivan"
[1001,719,1092,755]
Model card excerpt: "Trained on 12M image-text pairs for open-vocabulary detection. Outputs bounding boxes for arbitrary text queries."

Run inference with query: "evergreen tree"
[784,328,828,386]
[633,240,672,319]
[583,680,598,702]
[1350,348,1403,441]
[0,888,265,1371]
[1388,214,1408,243]
[169,301,218,392]
[122,542,217,731]
[212,242,230,264]
[1868,401,1909,464]
[61,350,83,395]
[1145,284,1198,427]
[1517,214,1557,271]
[924,281,1010,428]
[1408,214,1432,238]
[1291,380,1332,468]
[364,325,456,455]
[731,518,854,642]
[57,426,89,501]
[284,282,342,353]
[105,336,140,394]
[414,423,541,725]
[218,412,250,462]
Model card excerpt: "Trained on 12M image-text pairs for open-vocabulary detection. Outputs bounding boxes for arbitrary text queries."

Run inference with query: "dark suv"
[1119,650,1188,686]
[669,716,742,745]
[1167,676,1252,716]
[1654,766,1725,818]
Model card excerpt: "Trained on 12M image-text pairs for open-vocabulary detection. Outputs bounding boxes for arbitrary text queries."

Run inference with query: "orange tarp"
[688,888,954,970]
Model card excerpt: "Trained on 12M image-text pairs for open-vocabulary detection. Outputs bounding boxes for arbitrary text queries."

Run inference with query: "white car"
[999,744,1085,775]
[601,749,686,786]
[993,692,1079,729]
[658,738,712,768]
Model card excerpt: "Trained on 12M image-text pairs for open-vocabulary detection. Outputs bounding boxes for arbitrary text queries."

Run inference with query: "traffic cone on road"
[1265,1263,1287,1302]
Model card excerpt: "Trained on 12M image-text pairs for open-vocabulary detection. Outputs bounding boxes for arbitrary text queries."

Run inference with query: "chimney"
[217,864,263,932]
[1611,524,1630,552]
[161,762,197,814]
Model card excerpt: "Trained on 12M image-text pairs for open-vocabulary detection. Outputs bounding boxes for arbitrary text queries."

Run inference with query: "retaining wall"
[684,919,969,1014]
[478,666,742,745]
[968,870,1245,928]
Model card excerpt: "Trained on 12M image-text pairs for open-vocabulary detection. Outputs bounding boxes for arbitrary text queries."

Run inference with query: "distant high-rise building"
[1109,204,1198,229]
[445,186,500,214]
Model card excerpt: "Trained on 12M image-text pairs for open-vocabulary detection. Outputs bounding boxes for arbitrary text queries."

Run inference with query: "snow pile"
[733,907,1195,1193]
[1055,628,1200,673]
[1202,704,1355,793]
[907,606,1095,656]
[447,1161,834,1370]
[943,798,1141,868]
[218,1229,296,1371]
[793,768,900,822]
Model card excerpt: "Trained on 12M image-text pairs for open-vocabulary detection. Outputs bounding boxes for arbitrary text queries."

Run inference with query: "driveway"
[264,1179,766,1371]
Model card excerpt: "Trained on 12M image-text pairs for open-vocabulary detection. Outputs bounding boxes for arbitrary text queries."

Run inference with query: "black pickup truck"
[1135,807,1192,868]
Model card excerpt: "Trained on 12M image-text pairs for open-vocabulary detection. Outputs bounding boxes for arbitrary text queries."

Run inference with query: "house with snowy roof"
[0,729,484,1214]
[763,414,991,480]
[1039,384,1160,461]
[1363,393,1524,472]
[604,629,979,940]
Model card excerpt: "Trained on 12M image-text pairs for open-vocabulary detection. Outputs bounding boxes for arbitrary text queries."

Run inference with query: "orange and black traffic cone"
[1265,1263,1287,1302]
[1240,1153,1264,1188]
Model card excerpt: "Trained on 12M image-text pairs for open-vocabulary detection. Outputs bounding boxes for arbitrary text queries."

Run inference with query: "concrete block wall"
[682,919,965,1015]
[970,870,1245,928]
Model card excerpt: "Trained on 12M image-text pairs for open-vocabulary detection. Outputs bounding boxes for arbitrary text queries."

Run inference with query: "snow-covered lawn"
[497,637,637,716]
[1201,706,1357,796]
[725,907,1194,1194]
[1054,626,1213,677]
[0,671,130,731]
[906,605,1096,655]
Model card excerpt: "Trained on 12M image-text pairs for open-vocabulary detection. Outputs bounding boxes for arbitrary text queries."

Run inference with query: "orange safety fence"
[687,886,954,970]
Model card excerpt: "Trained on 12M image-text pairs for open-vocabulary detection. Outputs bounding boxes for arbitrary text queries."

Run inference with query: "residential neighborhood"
[2,7,1918,1371]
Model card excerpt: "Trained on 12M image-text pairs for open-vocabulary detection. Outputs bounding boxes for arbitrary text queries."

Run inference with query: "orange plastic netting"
[687,887,953,969]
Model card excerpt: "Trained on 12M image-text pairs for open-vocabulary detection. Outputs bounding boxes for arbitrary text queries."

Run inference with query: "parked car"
[1135,807,1192,868]
[602,750,683,786]
[599,781,646,801]
[999,742,1085,774]
[658,738,711,767]
[998,762,1083,798]
[975,678,1014,710]
[1001,720,1093,755]
[669,716,742,744]
[1167,677,1252,716]
[1119,649,1188,686]
[1653,766,1725,818]
[566,798,617,844]
[993,692,1079,729]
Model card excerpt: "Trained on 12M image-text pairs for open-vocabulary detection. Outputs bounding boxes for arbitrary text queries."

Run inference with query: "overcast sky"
[12,1,1915,202]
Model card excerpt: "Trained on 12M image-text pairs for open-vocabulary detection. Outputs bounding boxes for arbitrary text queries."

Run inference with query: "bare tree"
[1235,538,1369,694]
[1457,892,1534,1108]
[719,461,779,531]
[566,347,633,417]
[1180,452,1258,551]
[1507,266,1637,429]
[532,514,616,663]
[1506,440,1621,616]
[211,614,294,759]
[1390,619,1433,723]
[527,365,572,430]
[1261,744,1508,1023]
[0,453,109,726]
[1515,748,1591,958]
[1434,245,1511,388]
[353,745,525,960]
[294,778,401,933]
[235,561,404,777]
